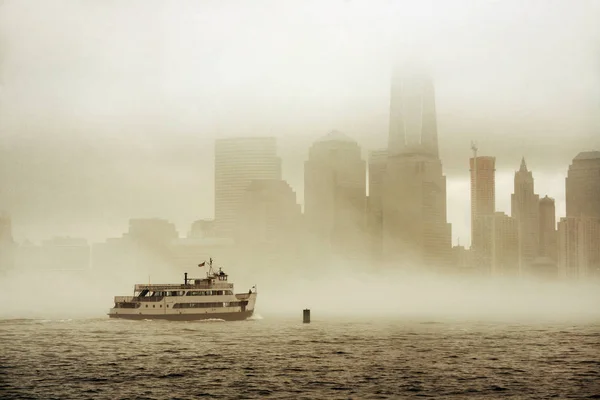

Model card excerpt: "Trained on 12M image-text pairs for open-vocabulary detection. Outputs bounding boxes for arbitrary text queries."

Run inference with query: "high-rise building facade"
[470,156,496,274]
[237,179,303,269]
[304,131,367,262]
[470,156,496,226]
[491,212,519,277]
[559,151,600,278]
[511,158,539,273]
[539,196,557,262]
[557,217,600,279]
[388,67,439,157]
[383,68,451,268]
[566,151,600,219]
[214,137,282,239]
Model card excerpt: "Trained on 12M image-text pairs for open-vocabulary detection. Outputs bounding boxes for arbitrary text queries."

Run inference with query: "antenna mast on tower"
[471,141,478,159]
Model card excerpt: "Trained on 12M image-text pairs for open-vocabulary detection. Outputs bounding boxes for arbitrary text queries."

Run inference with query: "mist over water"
[2,262,599,322]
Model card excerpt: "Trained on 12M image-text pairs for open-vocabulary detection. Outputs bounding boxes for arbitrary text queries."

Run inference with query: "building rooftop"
[574,151,600,161]
[316,130,356,143]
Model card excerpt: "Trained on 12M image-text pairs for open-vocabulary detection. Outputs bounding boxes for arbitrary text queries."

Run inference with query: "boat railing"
[134,283,233,291]
[133,296,164,302]
[114,296,164,303]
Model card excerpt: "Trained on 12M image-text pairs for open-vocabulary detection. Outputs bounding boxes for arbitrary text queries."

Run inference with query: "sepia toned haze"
[4,4,600,400]
[1,0,599,245]
[1,258,600,321]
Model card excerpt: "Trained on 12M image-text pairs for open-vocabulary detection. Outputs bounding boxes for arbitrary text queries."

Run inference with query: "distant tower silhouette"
[538,195,557,262]
[383,65,451,268]
[388,65,439,158]
[470,147,496,274]
[511,157,540,274]
[214,137,281,238]
[304,131,367,263]
[559,151,600,279]
[566,151,600,219]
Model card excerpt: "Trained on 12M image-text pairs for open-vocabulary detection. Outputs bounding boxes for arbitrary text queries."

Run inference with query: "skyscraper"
[214,137,282,239]
[470,156,496,274]
[566,151,600,219]
[470,156,496,226]
[236,179,303,269]
[491,212,519,277]
[557,217,600,279]
[388,67,438,157]
[559,151,600,278]
[304,131,367,262]
[539,196,557,262]
[383,68,451,268]
[511,158,539,273]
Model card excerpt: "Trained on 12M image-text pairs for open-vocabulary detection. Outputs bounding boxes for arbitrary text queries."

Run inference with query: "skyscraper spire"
[519,157,528,172]
[388,65,439,158]
[512,155,539,273]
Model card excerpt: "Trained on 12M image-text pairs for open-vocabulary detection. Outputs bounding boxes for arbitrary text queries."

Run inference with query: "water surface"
[1,316,599,399]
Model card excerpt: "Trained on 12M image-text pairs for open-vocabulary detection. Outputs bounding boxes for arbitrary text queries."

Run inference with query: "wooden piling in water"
[303,309,310,323]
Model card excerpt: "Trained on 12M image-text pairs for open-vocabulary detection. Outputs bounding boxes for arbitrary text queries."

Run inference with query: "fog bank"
[1,264,598,323]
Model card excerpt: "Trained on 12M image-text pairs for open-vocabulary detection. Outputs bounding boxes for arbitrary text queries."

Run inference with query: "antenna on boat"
[207,257,215,277]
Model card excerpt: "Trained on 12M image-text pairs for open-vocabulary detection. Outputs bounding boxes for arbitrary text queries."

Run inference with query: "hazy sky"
[1,0,599,244]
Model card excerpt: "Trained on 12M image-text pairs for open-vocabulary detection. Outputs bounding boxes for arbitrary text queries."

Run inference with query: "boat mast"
[207,257,214,277]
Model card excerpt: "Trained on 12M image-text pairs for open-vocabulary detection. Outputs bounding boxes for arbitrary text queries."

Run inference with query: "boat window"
[172,302,225,309]
[186,291,207,296]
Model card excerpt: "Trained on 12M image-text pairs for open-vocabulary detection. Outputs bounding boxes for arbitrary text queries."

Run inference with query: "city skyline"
[0,140,581,245]
[1,1,599,246]
[2,138,596,277]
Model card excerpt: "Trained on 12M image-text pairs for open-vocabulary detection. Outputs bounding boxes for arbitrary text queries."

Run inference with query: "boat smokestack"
[184,272,188,285]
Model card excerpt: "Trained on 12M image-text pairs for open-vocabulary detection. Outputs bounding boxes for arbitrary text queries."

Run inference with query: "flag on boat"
[198,261,206,267]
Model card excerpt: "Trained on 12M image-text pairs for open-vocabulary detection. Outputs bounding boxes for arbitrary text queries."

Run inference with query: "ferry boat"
[108,259,257,321]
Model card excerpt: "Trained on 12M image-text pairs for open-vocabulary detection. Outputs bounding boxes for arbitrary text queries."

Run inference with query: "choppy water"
[1,316,599,399]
